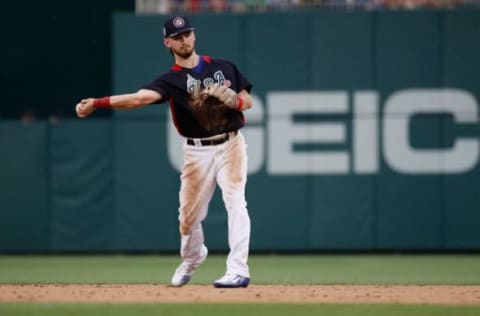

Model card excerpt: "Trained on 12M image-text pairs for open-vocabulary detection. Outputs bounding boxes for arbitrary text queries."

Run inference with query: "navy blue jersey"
[142,56,252,138]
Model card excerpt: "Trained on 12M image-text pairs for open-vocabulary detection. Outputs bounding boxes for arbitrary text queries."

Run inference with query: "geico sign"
[168,88,479,175]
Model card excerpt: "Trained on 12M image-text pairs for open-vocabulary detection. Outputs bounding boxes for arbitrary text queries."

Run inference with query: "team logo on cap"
[173,17,185,28]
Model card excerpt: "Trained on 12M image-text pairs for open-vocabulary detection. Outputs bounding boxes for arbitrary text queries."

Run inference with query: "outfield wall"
[1,10,479,252]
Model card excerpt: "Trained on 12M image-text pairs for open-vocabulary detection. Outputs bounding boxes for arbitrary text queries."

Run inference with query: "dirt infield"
[1,284,480,305]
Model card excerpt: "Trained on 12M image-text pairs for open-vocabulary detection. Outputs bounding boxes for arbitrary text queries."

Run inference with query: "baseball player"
[75,15,252,288]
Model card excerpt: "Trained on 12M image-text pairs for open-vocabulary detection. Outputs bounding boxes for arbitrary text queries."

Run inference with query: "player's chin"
[175,48,194,59]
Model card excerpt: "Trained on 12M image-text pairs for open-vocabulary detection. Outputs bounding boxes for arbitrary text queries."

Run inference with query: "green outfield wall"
[1,10,479,252]
[1,0,133,118]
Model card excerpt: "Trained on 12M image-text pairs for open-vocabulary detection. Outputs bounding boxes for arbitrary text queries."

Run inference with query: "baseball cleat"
[213,274,250,288]
[171,263,194,287]
[171,246,208,287]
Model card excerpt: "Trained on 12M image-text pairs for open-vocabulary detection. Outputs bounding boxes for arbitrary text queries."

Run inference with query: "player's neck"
[175,53,199,69]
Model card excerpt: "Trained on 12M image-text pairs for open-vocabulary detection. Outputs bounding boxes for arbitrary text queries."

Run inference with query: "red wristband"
[93,97,111,108]
[234,96,243,111]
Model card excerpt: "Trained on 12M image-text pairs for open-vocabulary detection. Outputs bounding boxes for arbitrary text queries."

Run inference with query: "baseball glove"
[202,83,239,109]
[188,87,230,132]
[189,87,209,108]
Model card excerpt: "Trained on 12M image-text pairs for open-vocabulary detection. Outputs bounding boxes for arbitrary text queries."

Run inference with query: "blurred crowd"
[136,0,478,13]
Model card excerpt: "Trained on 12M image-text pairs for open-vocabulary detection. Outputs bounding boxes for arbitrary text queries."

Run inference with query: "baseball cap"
[163,16,195,38]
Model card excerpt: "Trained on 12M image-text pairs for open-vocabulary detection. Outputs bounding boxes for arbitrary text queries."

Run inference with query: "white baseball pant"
[178,131,250,277]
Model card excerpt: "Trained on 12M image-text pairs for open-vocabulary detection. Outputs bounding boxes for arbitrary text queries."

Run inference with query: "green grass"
[0,303,480,316]
[0,254,480,285]
[1,255,479,316]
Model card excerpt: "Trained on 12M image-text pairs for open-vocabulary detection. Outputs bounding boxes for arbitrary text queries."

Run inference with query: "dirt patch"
[1,284,480,305]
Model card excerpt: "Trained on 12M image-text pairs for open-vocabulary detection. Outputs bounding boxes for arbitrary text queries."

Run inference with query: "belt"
[187,131,238,146]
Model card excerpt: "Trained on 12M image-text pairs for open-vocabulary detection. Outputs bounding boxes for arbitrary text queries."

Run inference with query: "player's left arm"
[237,89,252,111]
[203,84,252,112]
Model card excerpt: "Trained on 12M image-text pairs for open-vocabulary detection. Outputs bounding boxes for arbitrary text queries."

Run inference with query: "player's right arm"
[75,89,161,118]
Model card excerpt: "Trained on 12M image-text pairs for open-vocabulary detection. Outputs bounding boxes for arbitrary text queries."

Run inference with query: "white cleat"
[171,262,194,287]
[213,273,250,288]
[170,246,208,287]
